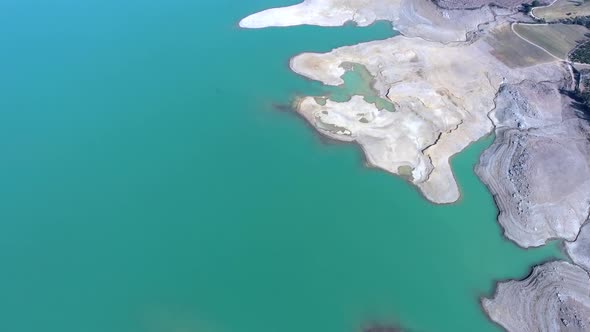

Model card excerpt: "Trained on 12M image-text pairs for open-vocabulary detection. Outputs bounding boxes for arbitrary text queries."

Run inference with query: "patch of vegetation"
[567,88,590,107]
[562,69,590,120]
[565,89,590,119]
[570,41,590,63]
[556,15,590,28]
[520,0,541,14]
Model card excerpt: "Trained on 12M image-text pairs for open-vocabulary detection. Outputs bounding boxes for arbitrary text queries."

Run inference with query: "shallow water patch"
[323,62,395,112]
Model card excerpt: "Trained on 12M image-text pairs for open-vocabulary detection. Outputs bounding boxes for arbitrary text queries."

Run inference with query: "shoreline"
[240,1,590,330]
[284,35,504,203]
[477,255,567,330]
[291,103,569,328]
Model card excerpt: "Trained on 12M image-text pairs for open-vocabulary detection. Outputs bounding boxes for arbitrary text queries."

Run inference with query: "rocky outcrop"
[478,79,590,330]
[566,222,590,273]
[433,0,552,10]
[482,261,590,332]
[476,80,590,247]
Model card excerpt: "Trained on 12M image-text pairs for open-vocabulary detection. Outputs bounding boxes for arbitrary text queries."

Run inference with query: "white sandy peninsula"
[241,0,562,204]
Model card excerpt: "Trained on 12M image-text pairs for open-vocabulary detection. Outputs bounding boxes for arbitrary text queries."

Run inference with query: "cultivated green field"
[533,0,590,22]
[513,23,590,59]
[485,24,555,67]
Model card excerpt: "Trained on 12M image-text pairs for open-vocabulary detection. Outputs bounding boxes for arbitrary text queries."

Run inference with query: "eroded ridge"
[482,261,590,332]
[476,80,590,247]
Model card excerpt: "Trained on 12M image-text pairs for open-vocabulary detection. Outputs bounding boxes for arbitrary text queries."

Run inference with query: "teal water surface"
[0,1,562,331]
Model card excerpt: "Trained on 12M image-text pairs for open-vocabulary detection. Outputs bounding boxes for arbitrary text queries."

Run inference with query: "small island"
[241,0,590,330]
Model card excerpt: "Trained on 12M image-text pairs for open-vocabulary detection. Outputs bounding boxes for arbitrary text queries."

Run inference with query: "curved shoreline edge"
[240,1,590,331]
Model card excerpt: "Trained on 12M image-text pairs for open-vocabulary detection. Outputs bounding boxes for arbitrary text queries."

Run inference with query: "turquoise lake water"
[0,1,563,331]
